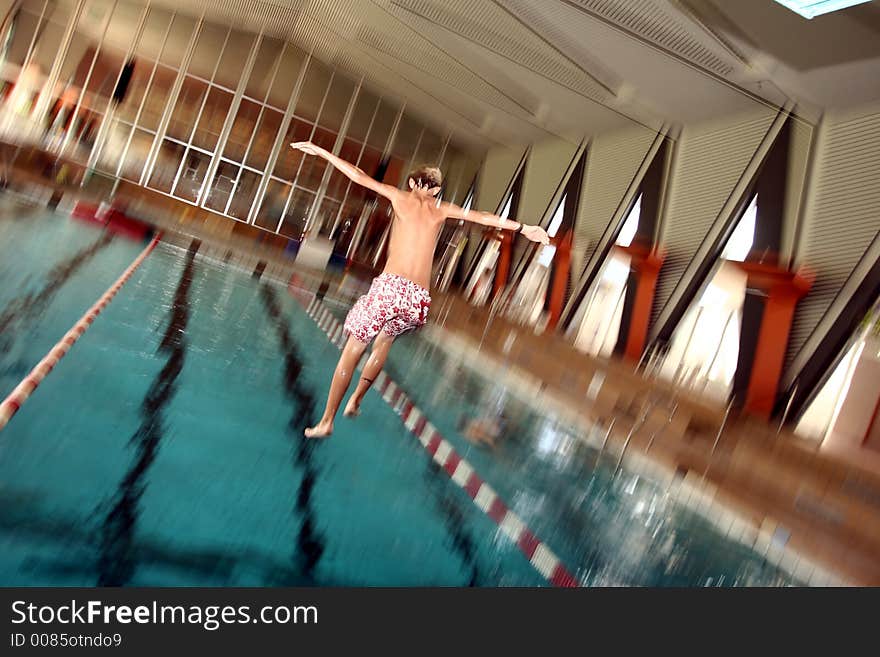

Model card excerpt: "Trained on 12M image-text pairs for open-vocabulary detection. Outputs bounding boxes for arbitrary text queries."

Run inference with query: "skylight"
[772,0,872,19]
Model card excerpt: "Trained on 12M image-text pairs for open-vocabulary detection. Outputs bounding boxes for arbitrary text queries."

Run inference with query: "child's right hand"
[290,141,321,156]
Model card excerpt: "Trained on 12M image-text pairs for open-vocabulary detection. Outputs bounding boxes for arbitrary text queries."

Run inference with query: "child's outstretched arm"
[290,141,401,202]
[439,201,549,245]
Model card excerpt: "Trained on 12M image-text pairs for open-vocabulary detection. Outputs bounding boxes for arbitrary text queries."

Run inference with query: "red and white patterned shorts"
[344,273,432,343]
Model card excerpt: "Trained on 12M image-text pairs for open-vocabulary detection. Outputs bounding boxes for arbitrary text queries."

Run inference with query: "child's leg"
[344,331,395,416]
[305,336,369,438]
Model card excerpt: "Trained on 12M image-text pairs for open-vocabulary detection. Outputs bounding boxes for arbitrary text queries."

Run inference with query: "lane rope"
[0,235,161,432]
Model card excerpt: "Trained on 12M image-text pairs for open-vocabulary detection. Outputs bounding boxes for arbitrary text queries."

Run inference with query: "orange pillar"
[546,230,572,331]
[618,244,665,362]
[735,262,813,419]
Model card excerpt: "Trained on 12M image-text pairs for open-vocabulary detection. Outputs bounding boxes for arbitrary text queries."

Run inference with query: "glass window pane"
[391,115,422,161]
[119,127,154,181]
[246,108,282,171]
[223,98,260,163]
[204,160,239,212]
[116,61,152,124]
[245,37,284,101]
[215,28,254,90]
[148,139,185,192]
[82,52,120,102]
[95,120,132,174]
[254,179,290,232]
[358,147,382,179]
[188,21,227,81]
[31,1,74,72]
[367,99,398,150]
[66,109,102,161]
[192,87,232,151]
[134,7,173,61]
[296,160,327,192]
[102,0,142,55]
[346,89,380,143]
[267,44,307,110]
[333,198,364,251]
[228,170,261,220]
[278,187,314,239]
[159,13,196,68]
[174,147,212,202]
[6,7,44,67]
[291,126,334,190]
[136,65,172,131]
[325,170,349,201]
[293,59,331,122]
[335,139,362,201]
[415,131,444,167]
[317,74,356,134]
[315,197,341,236]
[338,138,362,165]
[166,76,207,142]
[82,0,115,27]
[273,118,312,181]
[56,4,106,91]
[311,125,335,151]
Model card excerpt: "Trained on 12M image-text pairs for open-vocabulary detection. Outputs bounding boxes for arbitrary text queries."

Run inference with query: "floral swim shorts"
[344,273,432,343]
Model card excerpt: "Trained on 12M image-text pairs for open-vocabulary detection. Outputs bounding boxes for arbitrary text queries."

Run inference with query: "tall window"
[571,194,642,356]
[797,300,880,452]
[654,195,757,400]
[433,182,474,292]
[463,181,517,306]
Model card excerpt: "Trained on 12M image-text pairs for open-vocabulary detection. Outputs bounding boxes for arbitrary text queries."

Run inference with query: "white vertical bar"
[59,0,117,156]
[141,10,204,186]
[87,0,150,171]
[17,0,50,78]
[115,9,174,181]
[196,29,264,207]
[306,74,362,234]
[330,91,380,238]
[249,46,311,228]
[31,0,86,123]
[277,66,335,236]
[349,102,404,262]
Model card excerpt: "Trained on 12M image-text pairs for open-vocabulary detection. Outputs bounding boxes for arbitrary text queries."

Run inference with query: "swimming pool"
[0,206,799,586]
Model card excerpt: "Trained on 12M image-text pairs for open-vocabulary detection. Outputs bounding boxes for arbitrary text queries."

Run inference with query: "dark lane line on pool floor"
[0,488,302,584]
[95,239,199,586]
[258,285,325,584]
[0,232,114,356]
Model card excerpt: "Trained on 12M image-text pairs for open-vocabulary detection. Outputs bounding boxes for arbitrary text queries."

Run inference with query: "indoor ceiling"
[71,0,880,148]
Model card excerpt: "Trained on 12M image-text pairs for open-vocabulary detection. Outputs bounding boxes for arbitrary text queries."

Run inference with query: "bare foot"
[343,397,361,418]
[304,420,333,438]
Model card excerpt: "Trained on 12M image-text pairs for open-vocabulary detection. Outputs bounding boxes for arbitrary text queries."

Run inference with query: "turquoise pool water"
[0,207,798,586]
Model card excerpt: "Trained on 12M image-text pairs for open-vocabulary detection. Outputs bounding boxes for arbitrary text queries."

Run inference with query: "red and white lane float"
[0,235,160,432]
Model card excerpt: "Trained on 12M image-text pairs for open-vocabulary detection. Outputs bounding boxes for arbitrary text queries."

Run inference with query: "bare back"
[382,194,447,290]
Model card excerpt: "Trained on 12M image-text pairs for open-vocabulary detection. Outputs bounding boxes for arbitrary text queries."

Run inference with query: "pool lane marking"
[292,289,579,588]
[0,235,161,433]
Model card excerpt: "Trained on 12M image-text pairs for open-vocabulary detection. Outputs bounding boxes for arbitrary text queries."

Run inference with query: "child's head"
[407,165,442,197]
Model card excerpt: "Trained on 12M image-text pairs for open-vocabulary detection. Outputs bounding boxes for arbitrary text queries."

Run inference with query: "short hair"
[407,165,442,189]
